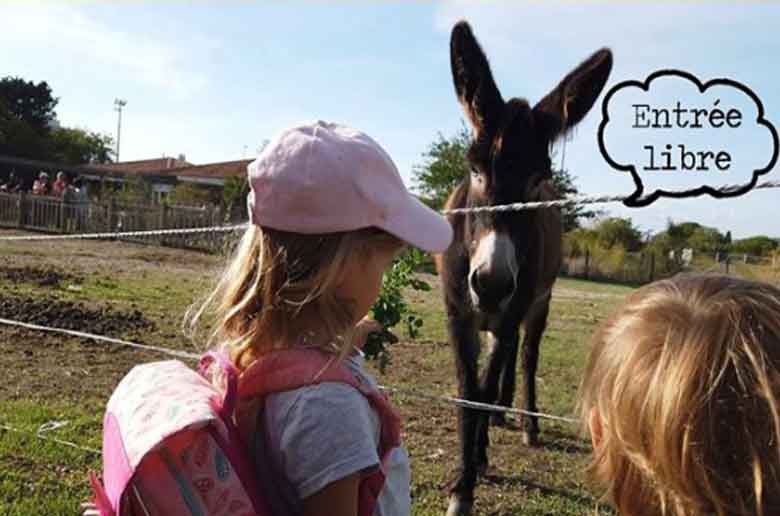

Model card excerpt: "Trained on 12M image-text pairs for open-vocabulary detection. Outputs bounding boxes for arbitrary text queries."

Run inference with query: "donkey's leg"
[474,332,507,475]
[447,317,480,516]
[519,298,551,446]
[491,329,519,428]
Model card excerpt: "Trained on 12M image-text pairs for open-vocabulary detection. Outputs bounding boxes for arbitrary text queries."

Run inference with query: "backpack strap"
[198,351,239,421]
[238,348,351,398]
[238,349,402,515]
[238,349,400,451]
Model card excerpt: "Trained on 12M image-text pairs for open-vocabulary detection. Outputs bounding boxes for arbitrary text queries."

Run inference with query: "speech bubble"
[598,69,778,207]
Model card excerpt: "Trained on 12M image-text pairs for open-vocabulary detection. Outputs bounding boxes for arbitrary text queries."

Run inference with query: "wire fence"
[0,421,100,456]
[0,317,578,424]
[0,177,776,501]
[1,178,778,243]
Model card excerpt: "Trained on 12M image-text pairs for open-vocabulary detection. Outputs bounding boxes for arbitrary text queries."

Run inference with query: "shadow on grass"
[481,472,595,507]
[538,428,591,456]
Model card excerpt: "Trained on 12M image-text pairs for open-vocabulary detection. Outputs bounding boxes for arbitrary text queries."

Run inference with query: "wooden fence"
[561,248,780,285]
[0,192,240,253]
[561,250,667,285]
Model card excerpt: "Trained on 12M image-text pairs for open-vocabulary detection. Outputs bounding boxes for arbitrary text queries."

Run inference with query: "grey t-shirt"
[253,354,411,516]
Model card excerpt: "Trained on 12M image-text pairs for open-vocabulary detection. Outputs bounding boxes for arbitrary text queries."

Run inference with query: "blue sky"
[2,2,779,238]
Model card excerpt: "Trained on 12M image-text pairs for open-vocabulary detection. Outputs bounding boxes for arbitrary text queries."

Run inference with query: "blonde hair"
[188,225,402,370]
[579,274,780,516]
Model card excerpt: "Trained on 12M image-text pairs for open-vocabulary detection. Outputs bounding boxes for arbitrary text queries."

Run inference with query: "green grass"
[0,236,633,515]
[0,401,101,516]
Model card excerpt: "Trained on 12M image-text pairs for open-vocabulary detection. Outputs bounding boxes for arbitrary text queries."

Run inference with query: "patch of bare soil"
[0,293,164,402]
[0,295,152,336]
[0,265,82,288]
[0,324,160,403]
[0,228,224,277]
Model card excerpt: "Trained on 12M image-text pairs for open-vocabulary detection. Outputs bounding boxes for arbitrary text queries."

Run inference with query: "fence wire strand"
[1,179,778,242]
[1,178,776,449]
[441,178,780,214]
[0,422,101,455]
[0,317,577,424]
[0,223,247,242]
[0,318,200,360]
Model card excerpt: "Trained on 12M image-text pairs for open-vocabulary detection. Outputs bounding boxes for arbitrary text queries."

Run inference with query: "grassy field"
[0,229,633,515]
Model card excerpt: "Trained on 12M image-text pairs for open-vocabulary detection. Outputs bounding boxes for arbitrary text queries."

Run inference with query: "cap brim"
[380,194,453,253]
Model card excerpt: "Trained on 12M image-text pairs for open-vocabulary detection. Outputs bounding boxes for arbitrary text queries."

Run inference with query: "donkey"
[436,21,612,515]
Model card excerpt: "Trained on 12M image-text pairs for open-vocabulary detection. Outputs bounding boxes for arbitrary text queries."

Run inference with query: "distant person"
[71,177,88,201]
[52,171,68,197]
[32,172,49,195]
[579,274,780,516]
[65,177,89,230]
[0,171,20,193]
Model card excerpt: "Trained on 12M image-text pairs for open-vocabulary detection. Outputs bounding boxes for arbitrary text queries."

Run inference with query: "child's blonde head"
[190,225,401,369]
[579,274,780,516]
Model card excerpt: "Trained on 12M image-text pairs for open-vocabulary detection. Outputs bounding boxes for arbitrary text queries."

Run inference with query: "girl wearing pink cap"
[190,121,452,516]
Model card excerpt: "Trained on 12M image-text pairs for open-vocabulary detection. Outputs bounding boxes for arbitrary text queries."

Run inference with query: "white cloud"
[0,4,210,99]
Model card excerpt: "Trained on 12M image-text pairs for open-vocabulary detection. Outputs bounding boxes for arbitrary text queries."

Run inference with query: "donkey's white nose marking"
[468,230,518,307]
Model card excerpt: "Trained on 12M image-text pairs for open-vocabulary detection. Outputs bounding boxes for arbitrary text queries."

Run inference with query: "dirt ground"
[0,229,629,515]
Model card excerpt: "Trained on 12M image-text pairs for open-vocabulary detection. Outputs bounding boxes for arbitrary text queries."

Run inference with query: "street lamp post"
[114,98,127,162]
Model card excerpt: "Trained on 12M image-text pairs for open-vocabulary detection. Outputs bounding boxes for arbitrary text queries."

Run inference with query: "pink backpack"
[89,349,401,516]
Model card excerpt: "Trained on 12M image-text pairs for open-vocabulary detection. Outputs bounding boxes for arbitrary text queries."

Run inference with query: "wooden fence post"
[584,248,591,280]
[107,198,116,233]
[649,252,655,283]
[58,199,66,233]
[17,192,26,228]
[158,203,168,246]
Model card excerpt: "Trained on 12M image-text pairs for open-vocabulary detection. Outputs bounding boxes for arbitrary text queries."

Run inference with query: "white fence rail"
[0,192,235,253]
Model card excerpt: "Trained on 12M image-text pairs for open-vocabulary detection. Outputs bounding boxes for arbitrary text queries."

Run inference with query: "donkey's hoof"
[446,495,473,516]
[521,430,539,447]
[476,460,489,477]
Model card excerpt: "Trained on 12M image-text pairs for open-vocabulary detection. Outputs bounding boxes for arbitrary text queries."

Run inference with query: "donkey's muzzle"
[470,267,514,312]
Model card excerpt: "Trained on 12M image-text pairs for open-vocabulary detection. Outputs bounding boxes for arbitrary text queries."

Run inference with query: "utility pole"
[114,98,127,162]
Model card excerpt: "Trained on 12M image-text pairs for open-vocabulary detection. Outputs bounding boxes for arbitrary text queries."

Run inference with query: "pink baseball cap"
[246,121,453,253]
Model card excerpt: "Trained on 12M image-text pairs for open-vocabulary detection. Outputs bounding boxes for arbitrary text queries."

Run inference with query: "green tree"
[0,106,50,159]
[593,217,643,251]
[650,221,731,257]
[223,175,249,211]
[0,76,58,134]
[550,166,600,232]
[687,226,728,254]
[115,175,152,204]
[563,227,598,257]
[49,127,114,165]
[412,123,594,230]
[0,77,113,164]
[730,236,778,257]
[412,123,471,209]
[172,183,214,206]
[651,220,698,253]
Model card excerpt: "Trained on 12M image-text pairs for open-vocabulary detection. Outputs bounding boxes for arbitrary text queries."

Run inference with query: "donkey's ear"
[533,48,612,140]
[450,21,503,135]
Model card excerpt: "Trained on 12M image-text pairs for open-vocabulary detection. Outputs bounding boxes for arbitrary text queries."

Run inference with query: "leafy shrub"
[364,248,430,372]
